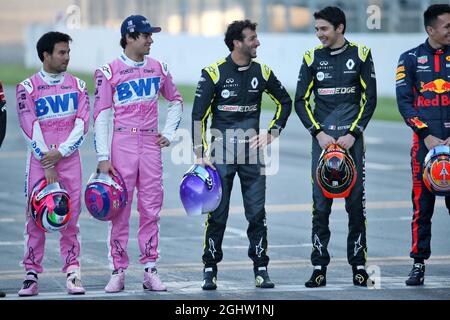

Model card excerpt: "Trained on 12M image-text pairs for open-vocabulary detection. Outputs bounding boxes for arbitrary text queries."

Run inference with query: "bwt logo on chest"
[115,77,161,103]
[35,92,78,118]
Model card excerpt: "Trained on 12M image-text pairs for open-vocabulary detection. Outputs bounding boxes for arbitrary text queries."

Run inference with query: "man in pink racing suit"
[16,31,90,296]
[94,15,183,293]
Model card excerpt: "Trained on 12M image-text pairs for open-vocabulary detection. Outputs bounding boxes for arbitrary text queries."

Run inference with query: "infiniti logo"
[225,78,235,84]
[319,61,328,66]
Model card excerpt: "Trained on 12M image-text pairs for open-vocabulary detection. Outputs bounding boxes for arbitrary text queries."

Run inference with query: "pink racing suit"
[93,54,183,271]
[16,70,90,274]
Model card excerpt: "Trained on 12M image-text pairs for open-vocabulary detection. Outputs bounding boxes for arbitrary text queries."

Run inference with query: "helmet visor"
[36,182,68,201]
[184,165,213,189]
[88,172,125,192]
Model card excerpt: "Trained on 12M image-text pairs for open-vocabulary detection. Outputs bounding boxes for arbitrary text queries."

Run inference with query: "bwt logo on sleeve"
[35,92,79,119]
[114,77,161,105]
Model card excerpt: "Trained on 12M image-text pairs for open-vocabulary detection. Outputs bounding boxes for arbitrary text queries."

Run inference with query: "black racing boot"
[405,263,425,286]
[254,266,275,288]
[305,266,327,288]
[352,265,370,287]
[202,266,217,290]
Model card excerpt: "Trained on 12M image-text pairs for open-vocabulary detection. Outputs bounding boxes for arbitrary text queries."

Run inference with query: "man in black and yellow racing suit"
[192,20,292,290]
[295,6,377,288]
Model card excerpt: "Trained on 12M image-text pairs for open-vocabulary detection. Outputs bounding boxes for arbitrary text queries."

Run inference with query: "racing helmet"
[179,165,222,216]
[422,145,450,196]
[29,179,71,232]
[316,143,357,198]
[84,170,128,221]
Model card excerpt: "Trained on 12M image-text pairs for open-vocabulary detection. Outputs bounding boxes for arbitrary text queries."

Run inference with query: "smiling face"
[427,13,450,47]
[127,32,153,58]
[43,41,70,73]
[315,18,344,48]
[235,27,260,59]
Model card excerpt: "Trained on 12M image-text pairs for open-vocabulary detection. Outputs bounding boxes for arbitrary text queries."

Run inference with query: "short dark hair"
[36,31,72,62]
[424,4,450,29]
[224,19,257,52]
[314,6,346,34]
[120,32,141,49]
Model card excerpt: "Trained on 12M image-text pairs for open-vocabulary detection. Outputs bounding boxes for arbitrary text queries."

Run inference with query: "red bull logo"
[420,79,450,93]
[418,79,450,107]
[408,117,427,129]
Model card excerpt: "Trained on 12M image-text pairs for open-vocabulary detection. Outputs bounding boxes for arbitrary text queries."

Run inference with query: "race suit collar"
[120,53,148,68]
[39,68,65,85]
[227,54,252,72]
[424,38,447,54]
[328,39,349,56]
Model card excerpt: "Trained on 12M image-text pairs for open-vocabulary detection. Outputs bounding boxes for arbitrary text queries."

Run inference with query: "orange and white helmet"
[316,143,357,198]
[423,145,450,196]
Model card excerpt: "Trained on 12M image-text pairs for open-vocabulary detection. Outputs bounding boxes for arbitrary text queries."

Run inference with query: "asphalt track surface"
[0,86,449,305]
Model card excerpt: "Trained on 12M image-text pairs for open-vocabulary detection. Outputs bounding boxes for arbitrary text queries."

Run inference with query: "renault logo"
[346,59,355,70]
[251,77,258,89]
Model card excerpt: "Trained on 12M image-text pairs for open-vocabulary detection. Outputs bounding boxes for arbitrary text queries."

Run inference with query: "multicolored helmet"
[29,179,71,232]
[179,165,222,216]
[316,143,357,198]
[423,145,450,196]
[84,171,127,221]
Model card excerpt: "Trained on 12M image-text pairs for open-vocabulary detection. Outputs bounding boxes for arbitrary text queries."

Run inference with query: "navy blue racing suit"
[396,39,450,261]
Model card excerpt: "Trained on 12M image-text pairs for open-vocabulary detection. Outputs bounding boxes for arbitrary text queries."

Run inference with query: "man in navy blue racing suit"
[396,4,450,286]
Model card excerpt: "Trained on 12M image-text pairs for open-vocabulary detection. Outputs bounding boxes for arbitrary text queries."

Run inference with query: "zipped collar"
[424,38,447,54]
[327,39,349,56]
[120,53,148,68]
[39,68,65,85]
[227,54,253,72]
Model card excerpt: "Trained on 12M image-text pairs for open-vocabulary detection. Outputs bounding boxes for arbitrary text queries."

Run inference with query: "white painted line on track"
[0,241,23,246]
[222,243,311,249]
[0,199,447,219]
[0,235,243,246]
[330,216,411,223]
[364,136,384,145]
[366,162,408,170]
[225,227,247,237]
[2,256,450,278]
[4,276,450,300]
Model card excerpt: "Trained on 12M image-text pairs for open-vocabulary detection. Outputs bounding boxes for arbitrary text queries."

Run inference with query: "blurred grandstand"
[0,0,445,63]
[0,0,446,98]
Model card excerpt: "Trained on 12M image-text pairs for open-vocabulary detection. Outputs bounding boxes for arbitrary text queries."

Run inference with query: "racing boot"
[254,266,275,288]
[143,267,167,291]
[352,265,370,287]
[105,268,125,293]
[18,271,39,297]
[202,266,217,290]
[305,266,326,288]
[66,269,86,295]
[405,263,425,286]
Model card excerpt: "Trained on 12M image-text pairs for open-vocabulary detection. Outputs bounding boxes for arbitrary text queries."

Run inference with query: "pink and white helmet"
[29,179,71,232]
[84,171,127,221]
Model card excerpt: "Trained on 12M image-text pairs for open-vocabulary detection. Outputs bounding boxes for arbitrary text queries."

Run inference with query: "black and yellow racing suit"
[192,54,292,269]
[295,40,377,267]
